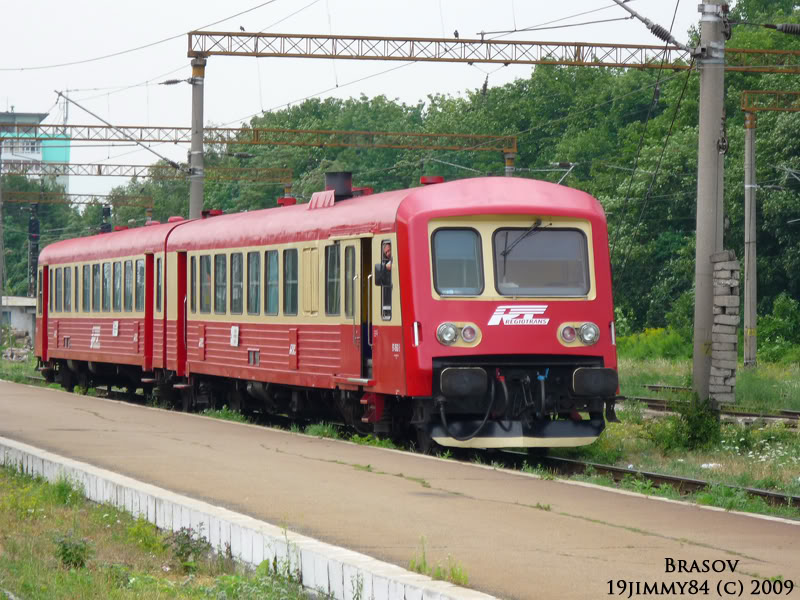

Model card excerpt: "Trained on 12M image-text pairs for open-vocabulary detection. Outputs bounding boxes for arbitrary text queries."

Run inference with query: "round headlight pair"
[560,322,600,345]
[436,322,479,346]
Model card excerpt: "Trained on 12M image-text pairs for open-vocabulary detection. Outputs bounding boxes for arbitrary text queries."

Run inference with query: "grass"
[408,537,468,586]
[200,405,251,424]
[0,464,312,599]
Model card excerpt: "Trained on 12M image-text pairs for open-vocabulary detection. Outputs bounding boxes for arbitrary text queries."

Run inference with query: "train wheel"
[180,389,192,412]
[60,366,75,393]
[414,426,439,455]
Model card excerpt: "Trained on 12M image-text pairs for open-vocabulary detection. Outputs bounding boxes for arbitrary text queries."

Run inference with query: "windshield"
[493,228,590,296]
[432,228,484,296]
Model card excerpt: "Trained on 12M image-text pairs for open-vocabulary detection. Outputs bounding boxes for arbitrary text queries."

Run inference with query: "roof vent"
[420,175,444,185]
[146,220,161,226]
[113,225,128,232]
[201,209,224,219]
[325,171,353,202]
[277,196,297,207]
[352,186,373,197]
[168,216,185,223]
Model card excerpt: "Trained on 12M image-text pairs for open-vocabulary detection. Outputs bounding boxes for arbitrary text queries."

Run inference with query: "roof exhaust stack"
[325,171,353,202]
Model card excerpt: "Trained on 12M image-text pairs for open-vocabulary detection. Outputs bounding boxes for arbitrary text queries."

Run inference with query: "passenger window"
[37,269,43,315]
[135,259,144,312]
[283,249,298,316]
[214,254,227,314]
[64,267,71,312]
[124,261,133,312]
[190,256,197,314]
[379,240,392,321]
[265,250,279,315]
[344,246,355,318]
[55,268,63,312]
[156,257,163,312]
[247,252,260,315]
[325,244,341,315]
[231,253,243,315]
[102,262,111,311]
[200,255,211,313]
[113,262,121,311]
[82,265,90,312]
[92,264,101,312]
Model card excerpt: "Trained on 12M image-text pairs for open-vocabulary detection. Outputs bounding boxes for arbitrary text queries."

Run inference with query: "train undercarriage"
[41,353,618,451]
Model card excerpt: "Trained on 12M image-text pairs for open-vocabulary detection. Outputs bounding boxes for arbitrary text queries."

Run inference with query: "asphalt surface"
[0,379,797,599]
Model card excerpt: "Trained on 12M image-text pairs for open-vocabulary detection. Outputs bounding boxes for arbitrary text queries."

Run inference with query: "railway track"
[16,373,800,512]
[622,395,799,426]
[496,451,800,510]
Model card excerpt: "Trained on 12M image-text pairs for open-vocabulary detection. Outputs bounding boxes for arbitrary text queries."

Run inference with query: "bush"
[54,531,93,568]
[617,328,692,360]
[166,525,212,573]
[759,293,800,364]
[644,399,720,451]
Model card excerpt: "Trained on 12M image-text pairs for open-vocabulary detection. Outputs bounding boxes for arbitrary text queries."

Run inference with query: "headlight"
[578,322,600,345]
[561,325,577,343]
[461,325,478,343]
[436,322,459,345]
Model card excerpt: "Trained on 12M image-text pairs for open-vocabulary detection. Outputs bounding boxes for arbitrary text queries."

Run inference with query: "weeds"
[349,433,397,449]
[53,530,93,568]
[304,422,340,439]
[201,404,251,423]
[408,537,469,586]
[165,525,212,573]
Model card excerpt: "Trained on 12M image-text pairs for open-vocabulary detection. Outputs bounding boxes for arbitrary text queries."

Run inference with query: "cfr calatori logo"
[488,305,550,326]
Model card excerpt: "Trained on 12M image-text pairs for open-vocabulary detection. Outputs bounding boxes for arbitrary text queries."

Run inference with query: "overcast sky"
[1,1,700,197]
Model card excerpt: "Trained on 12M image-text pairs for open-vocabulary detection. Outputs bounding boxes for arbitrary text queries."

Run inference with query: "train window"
[190,256,197,314]
[102,262,111,311]
[200,255,211,313]
[156,257,163,312]
[124,260,133,312]
[49,269,53,312]
[55,268,63,312]
[82,265,90,312]
[92,264,101,312]
[325,244,341,316]
[113,262,122,312]
[344,246,355,318]
[283,249,298,316]
[37,269,43,315]
[432,229,484,296]
[265,250,279,315]
[135,259,145,312]
[64,267,71,312]
[214,254,227,314]
[231,253,243,315]
[247,251,260,315]
[74,267,79,312]
[493,228,589,296]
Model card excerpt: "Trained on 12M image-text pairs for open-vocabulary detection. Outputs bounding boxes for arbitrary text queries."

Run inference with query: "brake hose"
[438,378,495,442]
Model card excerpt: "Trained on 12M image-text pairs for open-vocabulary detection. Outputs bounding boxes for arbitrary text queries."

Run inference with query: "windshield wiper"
[500,219,544,258]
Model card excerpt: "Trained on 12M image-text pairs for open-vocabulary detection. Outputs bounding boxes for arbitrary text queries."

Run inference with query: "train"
[35,173,619,451]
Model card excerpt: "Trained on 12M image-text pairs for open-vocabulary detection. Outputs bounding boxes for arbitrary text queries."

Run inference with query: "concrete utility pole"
[692,0,727,402]
[189,57,206,220]
[743,111,757,366]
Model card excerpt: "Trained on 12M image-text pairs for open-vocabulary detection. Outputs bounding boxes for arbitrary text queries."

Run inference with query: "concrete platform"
[0,379,798,599]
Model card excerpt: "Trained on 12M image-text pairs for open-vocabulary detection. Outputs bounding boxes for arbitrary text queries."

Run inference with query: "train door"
[38,265,49,361]
[334,238,365,378]
[361,237,373,378]
[175,251,187,376]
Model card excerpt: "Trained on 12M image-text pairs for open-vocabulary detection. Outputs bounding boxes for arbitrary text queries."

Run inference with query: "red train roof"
[39,221,186,265]
[39,178,606,262]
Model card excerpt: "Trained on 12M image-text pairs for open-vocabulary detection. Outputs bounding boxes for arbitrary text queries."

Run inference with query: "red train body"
[36,175,618,449]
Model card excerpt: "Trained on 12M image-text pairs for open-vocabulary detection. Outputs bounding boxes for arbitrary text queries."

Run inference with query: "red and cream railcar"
[35,220,190,392]
[36,174,618,449]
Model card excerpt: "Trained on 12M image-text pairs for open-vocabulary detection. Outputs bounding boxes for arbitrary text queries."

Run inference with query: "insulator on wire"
[776,23,800,35]
[649,23,673,44]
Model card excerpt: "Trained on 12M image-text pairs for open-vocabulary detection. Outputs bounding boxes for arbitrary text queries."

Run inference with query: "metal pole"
[743,111,757,366]
[692,0,726,402]
[189,57,207,220]
[0,141,5,325]
[504,152,515,177]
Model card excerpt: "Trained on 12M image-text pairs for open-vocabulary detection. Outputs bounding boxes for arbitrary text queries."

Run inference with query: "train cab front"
[401,179,620,449]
